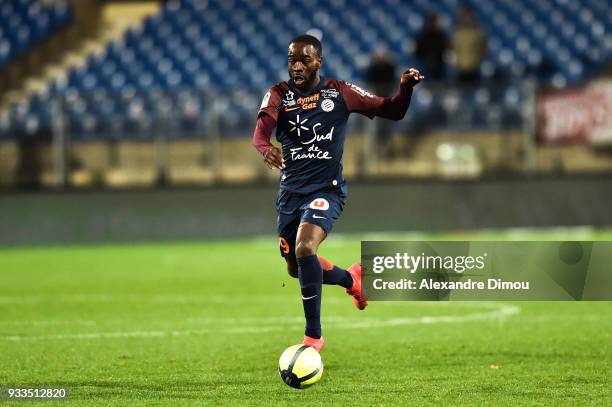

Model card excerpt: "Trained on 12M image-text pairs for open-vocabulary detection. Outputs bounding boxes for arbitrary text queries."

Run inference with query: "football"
[278,344,324,389]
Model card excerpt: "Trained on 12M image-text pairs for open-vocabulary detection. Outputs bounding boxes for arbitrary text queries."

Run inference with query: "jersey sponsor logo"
[321,99,334,112]
[284,93,320,111]
[288,120,335,161]
[301,102,317,110]
[290,146,332,160]
[348,82,375,98]
[296,94,319,104]
[309,198,330,211]
[296,93,319,105]
[302,123,333,145]
[312,214,326,219]
[260,91,271,109]
[288,114,310,137]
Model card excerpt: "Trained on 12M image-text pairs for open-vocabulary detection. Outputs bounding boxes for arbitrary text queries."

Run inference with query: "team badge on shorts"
[321,99,334,112]
[309,198,329,210]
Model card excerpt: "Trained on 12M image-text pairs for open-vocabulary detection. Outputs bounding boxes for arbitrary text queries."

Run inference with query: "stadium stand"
[1,0,610,141]
[0,0,72,68]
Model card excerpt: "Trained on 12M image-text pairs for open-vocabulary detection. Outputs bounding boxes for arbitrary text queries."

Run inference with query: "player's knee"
[295,240,317,258]
[287,263,298,278]
[285,257,298,278]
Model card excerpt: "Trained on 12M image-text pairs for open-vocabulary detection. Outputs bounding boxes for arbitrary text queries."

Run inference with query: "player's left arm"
[340,68,424,120]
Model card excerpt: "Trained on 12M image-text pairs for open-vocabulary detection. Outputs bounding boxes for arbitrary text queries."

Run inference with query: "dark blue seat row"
[0,0,72,67]
[2,0,609,140]
[50,0,612,93]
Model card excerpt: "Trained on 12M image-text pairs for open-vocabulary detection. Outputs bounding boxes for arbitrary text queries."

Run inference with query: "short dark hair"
[289,34,322,57]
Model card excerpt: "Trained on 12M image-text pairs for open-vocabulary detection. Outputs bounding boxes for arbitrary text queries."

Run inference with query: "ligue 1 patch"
[321,99,334,112]
[260,91,271,109]
[309,198,330,211]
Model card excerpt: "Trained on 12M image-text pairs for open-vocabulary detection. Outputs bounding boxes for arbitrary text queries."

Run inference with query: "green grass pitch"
[1,230,611,405]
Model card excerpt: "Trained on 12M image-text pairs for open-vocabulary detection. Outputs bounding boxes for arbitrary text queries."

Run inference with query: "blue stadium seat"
[0,0,72,68]
[3,0,610,140]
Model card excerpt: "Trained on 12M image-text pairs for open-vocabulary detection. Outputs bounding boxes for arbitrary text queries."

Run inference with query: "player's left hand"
[400,68,424,87]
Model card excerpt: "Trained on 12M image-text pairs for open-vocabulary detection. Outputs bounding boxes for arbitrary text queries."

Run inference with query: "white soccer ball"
[278,344,324,389]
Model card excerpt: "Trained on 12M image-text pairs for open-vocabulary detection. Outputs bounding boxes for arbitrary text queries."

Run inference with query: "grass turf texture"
[1,230,611,406]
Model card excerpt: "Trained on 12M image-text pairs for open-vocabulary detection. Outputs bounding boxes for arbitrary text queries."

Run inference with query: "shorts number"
[312,200,325,208]
[279,237,290,254]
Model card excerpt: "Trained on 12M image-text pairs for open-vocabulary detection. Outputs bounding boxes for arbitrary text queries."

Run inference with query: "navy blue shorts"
[276,187,346,259]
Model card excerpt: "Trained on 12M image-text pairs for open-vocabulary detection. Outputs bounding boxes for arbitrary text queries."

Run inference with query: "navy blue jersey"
[258,77,412,194]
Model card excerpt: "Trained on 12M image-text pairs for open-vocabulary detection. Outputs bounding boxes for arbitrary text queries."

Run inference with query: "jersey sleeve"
[338,80,412,120]
[252,113,276,156]
[257,86,282,121]
[254,86,282,156]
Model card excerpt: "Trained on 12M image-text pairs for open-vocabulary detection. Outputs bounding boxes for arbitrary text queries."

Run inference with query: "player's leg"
[276,197,352,293]
[279,219,331,281]
[298,195,351,287]
[317,256,353,288]
[276,190,324,351]
[318,255,366,309]
[285,256,298,278]
[284,242,351,289]
[300,194,367,310]
[294,222,326,349]
[278,204,300,276]
[280,252,350,285]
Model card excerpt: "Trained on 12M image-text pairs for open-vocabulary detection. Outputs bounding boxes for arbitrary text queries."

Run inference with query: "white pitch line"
[0,303,520,342]
[333,304,519,329]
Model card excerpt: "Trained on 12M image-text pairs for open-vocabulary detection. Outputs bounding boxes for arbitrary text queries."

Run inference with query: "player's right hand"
[264,146,285,170]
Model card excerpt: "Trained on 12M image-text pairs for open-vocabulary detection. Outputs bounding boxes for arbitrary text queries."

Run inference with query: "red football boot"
[346,263,368,310]
[303,335,325,352]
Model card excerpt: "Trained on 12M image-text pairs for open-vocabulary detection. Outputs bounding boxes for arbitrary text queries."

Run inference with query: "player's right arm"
[253,88,284,170]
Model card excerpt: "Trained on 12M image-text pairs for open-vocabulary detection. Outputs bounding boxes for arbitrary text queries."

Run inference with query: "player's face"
[288,42,321,90]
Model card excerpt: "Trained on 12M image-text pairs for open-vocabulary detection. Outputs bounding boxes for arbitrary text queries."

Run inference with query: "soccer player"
[253,34,423,352]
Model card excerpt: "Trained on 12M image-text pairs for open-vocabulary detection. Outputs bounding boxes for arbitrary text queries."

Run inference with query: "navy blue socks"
[323,266,353,289]
[297,255,323,339]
